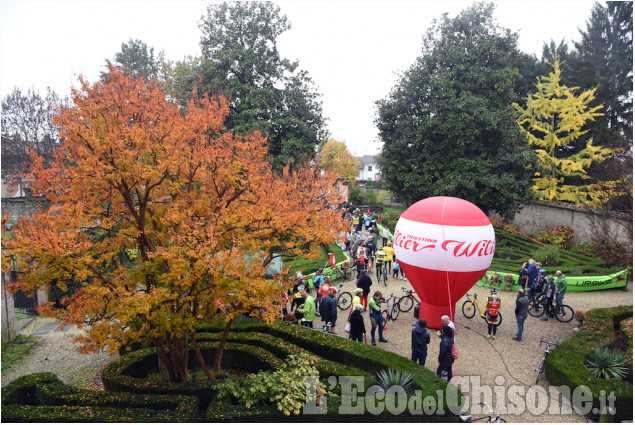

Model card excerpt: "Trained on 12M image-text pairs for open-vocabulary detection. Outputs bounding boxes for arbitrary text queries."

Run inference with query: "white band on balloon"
[394,217,495,272]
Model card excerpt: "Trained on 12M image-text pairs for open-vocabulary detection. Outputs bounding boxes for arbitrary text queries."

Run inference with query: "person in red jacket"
[484,288,501,340]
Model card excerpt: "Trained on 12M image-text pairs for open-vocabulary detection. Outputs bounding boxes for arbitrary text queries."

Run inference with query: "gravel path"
[2,317,117,390]
[335,270,633,423]
[4,272,631,423]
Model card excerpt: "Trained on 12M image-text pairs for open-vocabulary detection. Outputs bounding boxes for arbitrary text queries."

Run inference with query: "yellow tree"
[2,68,346,382]
[514,58,615,207]
[319,139,358,182]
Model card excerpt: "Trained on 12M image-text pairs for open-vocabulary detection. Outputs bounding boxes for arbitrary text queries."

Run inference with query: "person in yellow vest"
[349,287,363,315]
[382,243,395,274]
[485,288,502,340]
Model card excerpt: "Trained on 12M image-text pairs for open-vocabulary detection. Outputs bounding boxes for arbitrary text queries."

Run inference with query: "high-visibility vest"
[318,283,331,297]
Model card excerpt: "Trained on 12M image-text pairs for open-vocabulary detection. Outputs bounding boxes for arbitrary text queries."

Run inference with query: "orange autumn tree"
[2,68,346,383]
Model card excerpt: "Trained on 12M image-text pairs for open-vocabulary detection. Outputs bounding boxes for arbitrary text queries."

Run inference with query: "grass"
[1,334,39,374]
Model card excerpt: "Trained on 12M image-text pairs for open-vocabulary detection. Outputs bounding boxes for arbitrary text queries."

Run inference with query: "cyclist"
[369,291,388,346]
[484,288,501,340]
[555,270,567,315]
[382,242,395,272]
[540,275,557,321]
[349,287,363,315]
[374,248,387,281]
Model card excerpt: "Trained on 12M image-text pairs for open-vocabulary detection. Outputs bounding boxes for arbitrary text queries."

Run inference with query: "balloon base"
[418,303,456,329]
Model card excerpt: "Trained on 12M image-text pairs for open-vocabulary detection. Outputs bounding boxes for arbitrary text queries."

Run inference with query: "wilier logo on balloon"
[394,196,495,329]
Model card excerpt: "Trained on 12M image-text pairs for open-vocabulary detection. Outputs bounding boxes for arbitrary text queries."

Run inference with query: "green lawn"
[1,334,39,374]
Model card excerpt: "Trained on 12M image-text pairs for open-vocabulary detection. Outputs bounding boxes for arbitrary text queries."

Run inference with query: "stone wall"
[496,202,632,245]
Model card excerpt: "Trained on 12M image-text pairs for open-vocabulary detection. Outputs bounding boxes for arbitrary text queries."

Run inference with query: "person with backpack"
[437,325,455,381]
[484,288,501,340]
[320,287,338,333]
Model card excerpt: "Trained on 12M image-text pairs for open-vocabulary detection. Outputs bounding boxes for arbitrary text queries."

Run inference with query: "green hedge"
[545,305,633,422]
[1,373,198,422]
[103,341,282,408]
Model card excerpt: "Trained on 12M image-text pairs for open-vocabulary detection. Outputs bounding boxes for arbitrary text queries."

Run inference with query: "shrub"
[585,347,630,380]
[536,225,575,249]
[532,245,560,266]
[574,310,585,320]
[546,305,633,421]
[214,353,327,416]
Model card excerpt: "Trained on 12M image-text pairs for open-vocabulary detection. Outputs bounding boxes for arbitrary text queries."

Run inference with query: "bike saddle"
[459,414,473,422]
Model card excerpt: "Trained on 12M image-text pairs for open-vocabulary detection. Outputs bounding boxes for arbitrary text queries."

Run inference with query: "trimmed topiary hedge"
[103,341,282,408]
[1,373,199,422]
[545,305,633,422]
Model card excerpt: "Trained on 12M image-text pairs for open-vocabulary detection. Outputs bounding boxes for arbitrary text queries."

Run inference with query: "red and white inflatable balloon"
[394,197,495,329]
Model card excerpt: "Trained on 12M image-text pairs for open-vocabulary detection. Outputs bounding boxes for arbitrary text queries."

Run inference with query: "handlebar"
[478,402,496,415]
[401,287,412,293]
[539,337,559,347]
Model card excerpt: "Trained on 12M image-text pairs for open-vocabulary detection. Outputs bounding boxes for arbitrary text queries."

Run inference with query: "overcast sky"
[0,0,596,156]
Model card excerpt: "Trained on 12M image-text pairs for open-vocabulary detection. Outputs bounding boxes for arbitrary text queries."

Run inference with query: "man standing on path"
[382,243,395,273]
[555,270,567,316]
[513,289,529,341]
[369,291,388,345]
[411,318,431,366]
[356,270,373,311]
[297,290,315,328]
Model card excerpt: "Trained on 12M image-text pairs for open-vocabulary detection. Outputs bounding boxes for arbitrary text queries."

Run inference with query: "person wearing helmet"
[540,275,557,321]
[382,242,395,273]
[484,288,501,339]
[320,286,338,333]
[350,287,363,315]
[528,268,546,300]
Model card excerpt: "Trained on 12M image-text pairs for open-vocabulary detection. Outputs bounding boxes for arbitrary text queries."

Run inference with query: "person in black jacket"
[437,325,454,382]
[356,270,373,311]
[349,303,366,342]
[320,287,338,333]
[411,318,431,366]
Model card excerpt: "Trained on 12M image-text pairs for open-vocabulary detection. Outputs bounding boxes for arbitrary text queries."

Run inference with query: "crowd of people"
[281,203,570,382]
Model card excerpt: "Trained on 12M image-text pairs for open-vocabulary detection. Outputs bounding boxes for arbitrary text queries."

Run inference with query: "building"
[355,155,380,181]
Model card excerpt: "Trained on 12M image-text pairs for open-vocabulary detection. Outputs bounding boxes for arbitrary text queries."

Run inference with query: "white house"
[356,155,380,181]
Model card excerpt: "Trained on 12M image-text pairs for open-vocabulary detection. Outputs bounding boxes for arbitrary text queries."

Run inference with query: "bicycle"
[397,286,420,313]
[333,264,353,282]
[375,260,388,286]
[460,402,506,423]
[476,271,505,289]
[461,293,503,326]
[535,337,559,384]
[335,283,353,311]
[527,294,574,323]
[381,293,400,325]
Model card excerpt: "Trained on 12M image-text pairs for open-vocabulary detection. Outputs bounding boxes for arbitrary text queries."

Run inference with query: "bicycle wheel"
[462,300,476,319]
[555,304,574,323]
[495,312,502,326]
[391,304,400,321]
[337,291,353,311]
[528,300,545,317]
[535,360,545,384]
[399,295,414,313]
[383,267,388,287]
[382,309,389,324]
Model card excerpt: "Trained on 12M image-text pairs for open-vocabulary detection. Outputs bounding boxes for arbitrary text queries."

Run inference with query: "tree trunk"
[212,319,234,372]
[154,331,189,383]
[192,332,217,381]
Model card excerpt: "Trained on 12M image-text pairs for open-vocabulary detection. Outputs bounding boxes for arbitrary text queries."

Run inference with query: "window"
[368,166,373,172]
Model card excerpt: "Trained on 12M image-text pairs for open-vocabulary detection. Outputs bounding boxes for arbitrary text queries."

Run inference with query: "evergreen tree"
[573,1,633,149]
[198,2,327,172]
[376,3,535,217]
[514,59,615,207]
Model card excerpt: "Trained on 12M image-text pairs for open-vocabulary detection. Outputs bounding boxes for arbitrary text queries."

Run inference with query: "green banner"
[476,269,629,292]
